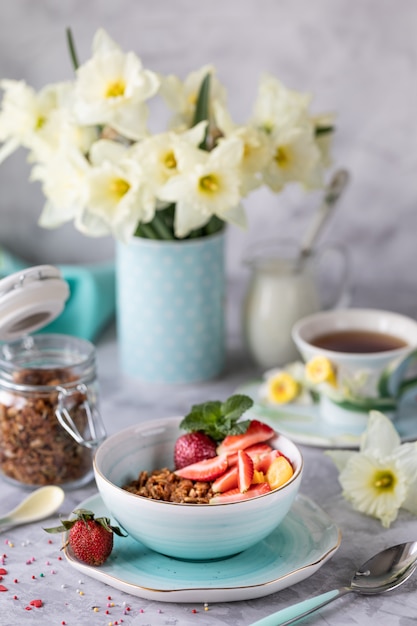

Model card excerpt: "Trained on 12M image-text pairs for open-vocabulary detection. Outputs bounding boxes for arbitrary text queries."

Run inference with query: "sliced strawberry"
[212,465,238,493]
[237,449,254,493]
[217,420,275,456]
[227,442,273,466]
[174,455,228,481]
[209,482,271,504]
[254,449,282,473]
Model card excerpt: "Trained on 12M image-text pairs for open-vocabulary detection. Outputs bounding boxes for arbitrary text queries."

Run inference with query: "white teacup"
[292,308,417,428]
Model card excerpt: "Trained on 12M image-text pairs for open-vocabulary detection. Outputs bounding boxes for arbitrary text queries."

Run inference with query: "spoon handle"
[249,587,352,626]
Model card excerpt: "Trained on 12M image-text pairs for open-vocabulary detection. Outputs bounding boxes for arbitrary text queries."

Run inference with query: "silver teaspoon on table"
[0,485,65,530]
[250,541,417,626]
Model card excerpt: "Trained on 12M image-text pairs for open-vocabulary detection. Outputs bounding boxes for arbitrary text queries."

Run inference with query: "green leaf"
[221,394,253,422]
[179,394,254,442]
[192,73,211,150]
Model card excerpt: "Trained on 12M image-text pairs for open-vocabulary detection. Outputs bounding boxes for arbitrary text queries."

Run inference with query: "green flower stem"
[152,213,175,240]
[204,215,225,236]
[135,223,159,239]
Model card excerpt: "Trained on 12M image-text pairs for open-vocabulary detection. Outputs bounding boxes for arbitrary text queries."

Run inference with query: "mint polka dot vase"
[115,231,226,383]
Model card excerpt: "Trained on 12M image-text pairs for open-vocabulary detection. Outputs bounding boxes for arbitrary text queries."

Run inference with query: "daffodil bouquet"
[0,28,335,242]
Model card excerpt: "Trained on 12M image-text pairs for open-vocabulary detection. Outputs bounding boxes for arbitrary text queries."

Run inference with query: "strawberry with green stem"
[45,509,126,566]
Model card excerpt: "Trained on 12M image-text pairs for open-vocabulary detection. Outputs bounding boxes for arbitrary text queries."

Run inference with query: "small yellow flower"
[266,371,300,404]
[305,355,337,386]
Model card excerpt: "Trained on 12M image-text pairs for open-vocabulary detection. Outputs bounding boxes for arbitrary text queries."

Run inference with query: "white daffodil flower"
[262,124,324,192]
[159,64,227,130]
[131,122,207,197]
[213,101,271,194]
[158,136,245,238]
[80,138,154,242]
[0,80,73,163]
[326,411,417,528]
[73,29,160,141]
[31,147,90,228]
[251,73,312,135]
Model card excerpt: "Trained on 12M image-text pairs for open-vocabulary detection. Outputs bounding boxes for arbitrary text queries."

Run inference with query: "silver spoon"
[299,168,350,259]
[0,486,65,530]
[250,541,417,626]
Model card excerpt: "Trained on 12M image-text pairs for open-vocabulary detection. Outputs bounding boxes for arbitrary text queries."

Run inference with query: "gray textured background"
[0,0,416,306]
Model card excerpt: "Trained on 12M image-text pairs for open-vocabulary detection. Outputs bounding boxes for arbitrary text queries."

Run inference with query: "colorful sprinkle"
[29,599,43,608]
[0,568,7,575]
[0,585,8,592]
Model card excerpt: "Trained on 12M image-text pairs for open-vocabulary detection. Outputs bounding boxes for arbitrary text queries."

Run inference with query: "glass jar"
[0,266,105,489]
[0,333,105,488]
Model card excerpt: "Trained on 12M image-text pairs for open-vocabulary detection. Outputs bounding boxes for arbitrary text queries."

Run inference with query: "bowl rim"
[93,416,304,507]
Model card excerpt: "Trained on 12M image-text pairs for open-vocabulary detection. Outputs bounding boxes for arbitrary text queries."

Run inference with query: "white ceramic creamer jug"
[242,239,349,369]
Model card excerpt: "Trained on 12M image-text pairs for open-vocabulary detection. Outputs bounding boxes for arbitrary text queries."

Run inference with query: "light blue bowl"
[93,417,303,560]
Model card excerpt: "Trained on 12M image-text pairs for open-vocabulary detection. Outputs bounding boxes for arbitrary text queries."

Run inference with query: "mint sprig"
[180,394,253,442]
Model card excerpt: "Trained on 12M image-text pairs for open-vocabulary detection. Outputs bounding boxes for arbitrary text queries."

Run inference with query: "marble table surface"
[2,294,417,626]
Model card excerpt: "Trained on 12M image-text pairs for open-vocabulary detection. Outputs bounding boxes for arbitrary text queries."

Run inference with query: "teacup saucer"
[237,380,417,448]
[64,493,340,603]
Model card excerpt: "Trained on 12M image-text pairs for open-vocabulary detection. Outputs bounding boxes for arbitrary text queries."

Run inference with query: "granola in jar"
[0,334,105,488]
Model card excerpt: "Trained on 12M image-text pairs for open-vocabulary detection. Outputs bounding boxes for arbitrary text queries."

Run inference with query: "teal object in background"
[0,246,115,342]
[116,231,225,383]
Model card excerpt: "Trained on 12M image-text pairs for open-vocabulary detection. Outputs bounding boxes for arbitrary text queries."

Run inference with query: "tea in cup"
[291,308,417,428]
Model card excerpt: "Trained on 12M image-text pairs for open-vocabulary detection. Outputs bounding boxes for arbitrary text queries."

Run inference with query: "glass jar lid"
[0,265,70,341]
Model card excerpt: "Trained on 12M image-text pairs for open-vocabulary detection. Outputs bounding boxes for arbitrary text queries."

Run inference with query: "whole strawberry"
[174,432,217,469]
[45,509,125,566]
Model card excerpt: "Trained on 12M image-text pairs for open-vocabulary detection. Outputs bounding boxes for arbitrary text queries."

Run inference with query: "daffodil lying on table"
[326,411,417,528]
[259,355,391,410]
[259,362,315,405]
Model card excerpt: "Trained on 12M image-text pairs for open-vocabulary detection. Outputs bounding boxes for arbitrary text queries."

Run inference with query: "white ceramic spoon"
[0,486,65,530]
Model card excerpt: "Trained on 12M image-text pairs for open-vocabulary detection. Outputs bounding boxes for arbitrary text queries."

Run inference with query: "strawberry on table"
[45,509,126,566]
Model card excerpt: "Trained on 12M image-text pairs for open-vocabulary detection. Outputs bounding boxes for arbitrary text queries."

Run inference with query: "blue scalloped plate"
[64,493,340,603]
[237,380,417,448]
